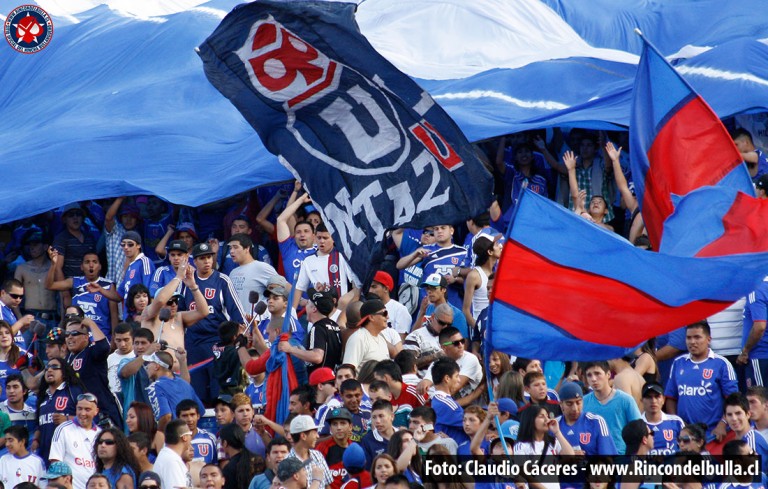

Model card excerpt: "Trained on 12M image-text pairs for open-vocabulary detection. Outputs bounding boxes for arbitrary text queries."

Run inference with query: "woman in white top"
[514,406,575,489]
[462,235,501,328]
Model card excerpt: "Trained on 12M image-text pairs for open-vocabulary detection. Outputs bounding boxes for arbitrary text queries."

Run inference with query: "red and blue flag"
[487,191,767,361]
[628,34,756,252]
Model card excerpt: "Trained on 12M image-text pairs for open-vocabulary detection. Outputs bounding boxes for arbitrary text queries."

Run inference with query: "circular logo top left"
[5,5,53,54]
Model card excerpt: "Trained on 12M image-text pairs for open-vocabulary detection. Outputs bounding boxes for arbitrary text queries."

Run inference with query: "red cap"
[373,271,394,292]
[309,367,335,386]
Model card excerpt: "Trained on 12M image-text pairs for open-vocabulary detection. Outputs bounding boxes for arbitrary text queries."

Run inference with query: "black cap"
[642,382,664,397]
[167,240,189,253]
[192,242,216,258]
[359,299,386,326]
[308,288,334,316]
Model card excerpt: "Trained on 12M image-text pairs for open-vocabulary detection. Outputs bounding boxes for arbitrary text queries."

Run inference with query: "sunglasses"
[121,242,136,248]
[66,331,86,337]
[78,393,98,403]
[372,310,388,318]
[7,293,23,300]
[436,319,452,327]
[423,230,435,237]
[141,485,160,489]
[97,439,116,446]
[46,364,62,371]
[166,298,179,305]
[678,436,694,443]
[441,339,465,347]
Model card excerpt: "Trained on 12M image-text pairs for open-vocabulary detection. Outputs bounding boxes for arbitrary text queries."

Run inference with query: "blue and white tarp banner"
[2,0,768,223]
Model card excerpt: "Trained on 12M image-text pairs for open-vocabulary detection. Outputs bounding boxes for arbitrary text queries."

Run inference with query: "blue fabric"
[582,390,641,455]
[197,0,493,285]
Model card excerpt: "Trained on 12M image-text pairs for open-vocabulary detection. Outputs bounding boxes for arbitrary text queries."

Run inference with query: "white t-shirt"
[342,328,389,367]
[385,299,413,335]
[155,446,191,489]
[229,260,277,310]
[49,421,102,489]
[513,439,562,489]
[107,350,135,393]
[424,352,482,398]
[296,252,359,294]
[0,452,46,487]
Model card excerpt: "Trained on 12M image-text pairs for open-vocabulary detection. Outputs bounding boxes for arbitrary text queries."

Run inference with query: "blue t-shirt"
[643,412,685,455]
[397,229,425,290]
[184,271,245,348]
[0,303,26,349]
[147,375,205,421]
[245,379,266,411]
[278,238,317,283]
[421,244,467,310]
[744,278,768,359]
[192,428,218,463]
[558,411,617,455]
[744,429,768,475]
[664,350,738,433]
[582,389,641,455]
[432,391,470,446]
[72,276,115,339]
[37,382,83,463]
[104,464,136,489]
[119,254,155,319]
[752,149,768,182]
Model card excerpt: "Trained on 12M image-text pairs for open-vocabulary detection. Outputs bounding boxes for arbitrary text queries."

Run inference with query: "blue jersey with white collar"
[184,271,245,344]
[743,429,768,475]
[558,411,616,455]
[421,244,467,310]
[643,412,685,455]
[72,276,115,339]
[664,350,738,432]
[119,253,155,319]
[278,238,317,283]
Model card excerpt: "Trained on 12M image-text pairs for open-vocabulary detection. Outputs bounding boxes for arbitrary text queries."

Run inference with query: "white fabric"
[385,299,413,335]
[424,352,482,398]
[0,453,46,488]
[154,446,191,489]
[471,267,489,320]
[296,253,359,293]
[107,350,135,393]
[708,298,745,356]
[229,260,278,310]
[342,328,389,367]
[49,421,101,489]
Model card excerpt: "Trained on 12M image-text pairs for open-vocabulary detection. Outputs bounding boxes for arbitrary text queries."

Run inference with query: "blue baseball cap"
[497,398,518,416]
[43,461,72,479]
[558,382,584,401]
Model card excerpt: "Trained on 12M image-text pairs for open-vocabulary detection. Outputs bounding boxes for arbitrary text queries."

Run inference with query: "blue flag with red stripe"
[488,191,768,361]
[197,0,493,286]
[628,34,756,252]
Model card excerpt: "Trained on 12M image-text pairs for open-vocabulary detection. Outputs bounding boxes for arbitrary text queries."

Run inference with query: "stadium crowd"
[0,128,766,489]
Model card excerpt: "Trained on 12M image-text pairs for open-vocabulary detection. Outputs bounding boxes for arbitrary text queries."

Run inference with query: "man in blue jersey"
[184,242,245,403]
[277,193,317,283]
[118,231,155,319]
[738,276,768,387]
[430,358,469,446]
[177,399,217,464]
[396,224,466,311]
[415,274,468,339]
[146,350,204,432]
[665,321,738,440]
[733,128,768,182]
[557,382,616,455]
[64,316,122,426]
[723,392,768,474]
[0,279,33,348]
[582,361,641,455]
[45,251,120,340]
[639,382,685,455]
[149,240,189,298]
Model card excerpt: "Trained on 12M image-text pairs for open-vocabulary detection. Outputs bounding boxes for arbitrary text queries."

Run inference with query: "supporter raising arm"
[605,142,637,213]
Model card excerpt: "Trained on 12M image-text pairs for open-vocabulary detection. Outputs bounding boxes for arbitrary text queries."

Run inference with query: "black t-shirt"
[67,338,121,424]
[306,317,342,374]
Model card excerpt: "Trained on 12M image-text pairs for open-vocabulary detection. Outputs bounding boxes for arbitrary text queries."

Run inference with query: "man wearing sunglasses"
[342,299,391,368]
[118,231,156,320]
[0,279,33,349]
[416,327,482,405]
[65,316,122,427]
[49,392,102,489]
[404,303,453,376]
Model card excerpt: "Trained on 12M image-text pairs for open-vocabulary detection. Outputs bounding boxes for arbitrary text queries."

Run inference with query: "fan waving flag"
[487,191,768,361]
[628,32,755,250]
[197,0,493,284]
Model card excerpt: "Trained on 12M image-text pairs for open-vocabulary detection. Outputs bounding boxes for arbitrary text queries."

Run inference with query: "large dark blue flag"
[197,1,493,283]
